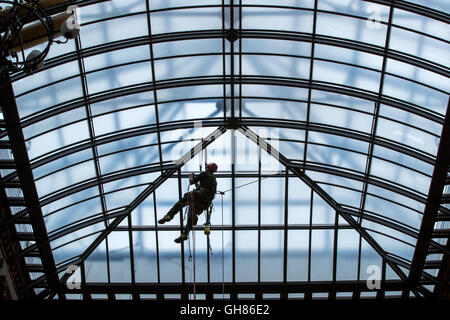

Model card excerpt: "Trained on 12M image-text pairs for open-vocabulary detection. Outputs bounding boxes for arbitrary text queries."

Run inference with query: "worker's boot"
[174,233,188,243]
[158,214,173,224]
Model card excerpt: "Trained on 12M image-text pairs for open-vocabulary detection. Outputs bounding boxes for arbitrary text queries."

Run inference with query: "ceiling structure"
[0,0,449,300]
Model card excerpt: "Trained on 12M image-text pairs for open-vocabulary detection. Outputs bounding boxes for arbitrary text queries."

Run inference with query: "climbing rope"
[220,191,225,298]
[191,191,197,300]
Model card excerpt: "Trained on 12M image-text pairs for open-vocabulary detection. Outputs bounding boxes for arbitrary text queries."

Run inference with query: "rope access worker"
[158,162,218,243]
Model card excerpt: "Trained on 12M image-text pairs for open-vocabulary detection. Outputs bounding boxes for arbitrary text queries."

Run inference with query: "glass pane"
[260,230,283,282]
[242,6,313,33]
[85,239,108,283]
[359,238,382,281]
[312,193,335,225]
[80,14,148,48]
[104,185,148,211]
[310,230,333,281]
[158,231,182,283]
[36,160,96,198]
[309,103,373,134]
[209,230,232,283]
[184,230,208,283]
[28,120,90,160]
[382,74,448,116]
[235,178,258,225]
[86,61,152,95]
[242,99,308,122]
[134,231,158,282]
[364,194,423,230]
[336,229,360,281]
[108,231,131,282]
[242,54,310,79]
[316,12,387,46]
[242,38,311,57]
[150,7,222,35]
[236,230,258,282]
[13,61,80,96]
[287,230,309,281]
[45,197,103,233]
[261,178,284,225]
[16,77,83,119]
[313,60,381,93]
[288,178,310,225]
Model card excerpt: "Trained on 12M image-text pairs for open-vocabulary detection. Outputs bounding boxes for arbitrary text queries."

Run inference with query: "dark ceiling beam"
[0,72,62,297]
[11,26,449,82]
[12,74,445,133]
[408,98,450,293]
[1,116,435,197]
[60,280,407,295]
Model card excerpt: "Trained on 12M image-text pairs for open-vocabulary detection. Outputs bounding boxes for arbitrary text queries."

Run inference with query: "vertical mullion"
[74,36,111,286]
[282,168,289,299]
[127,214,135,296]
[302,0,318,171]
[332,211,339,291]
[222,0,227,120]
[238,0,243,119]
[231,129,236,285]
[257,144,262,284]
[357,234,362,282]
[230,0,235,119]
[359,3,394,220]
[153,192,161,284]
[146,0,164,173]
[308,189,313,282]
[230,0,237,289]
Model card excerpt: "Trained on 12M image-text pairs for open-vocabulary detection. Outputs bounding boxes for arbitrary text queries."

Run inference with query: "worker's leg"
[174,201,202,243]
[158,192,190,224]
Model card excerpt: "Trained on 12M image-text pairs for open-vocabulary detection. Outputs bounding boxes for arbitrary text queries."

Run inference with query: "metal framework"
[0,0,448,300]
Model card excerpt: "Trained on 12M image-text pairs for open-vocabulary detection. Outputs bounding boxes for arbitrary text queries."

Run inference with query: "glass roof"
[1,0,449,300]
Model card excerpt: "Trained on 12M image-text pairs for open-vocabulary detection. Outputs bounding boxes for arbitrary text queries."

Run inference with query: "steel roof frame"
[1,0,448,299]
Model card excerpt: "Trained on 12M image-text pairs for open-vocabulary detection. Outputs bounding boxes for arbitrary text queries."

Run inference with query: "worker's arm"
[188,173,201,188]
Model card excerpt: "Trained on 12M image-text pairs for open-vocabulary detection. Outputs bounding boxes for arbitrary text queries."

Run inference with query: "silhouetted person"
[158,163,218,243]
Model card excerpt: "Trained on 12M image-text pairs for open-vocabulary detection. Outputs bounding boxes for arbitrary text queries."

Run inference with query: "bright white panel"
[242,54,310,79]
[336,229,359,281]
[287,230,309,281]
[80,14,148,48]
[261,178,284,225]
[242,6,313,33]
[313,60,381,93]
[16,78,83,119]
[28,120,90,160]
[243,99,308,121]
[86,61,152,95]
[235,230,258,282]
[260,230,284,282]
[310,230,333,281]
[108,231,131,282]
[310,103,373,133]
[36,160,96,198]
[288,178,310,225]
[153,38,222,58]
[150,7,222,35]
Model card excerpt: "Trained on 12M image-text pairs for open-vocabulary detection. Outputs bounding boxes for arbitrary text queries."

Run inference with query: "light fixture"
[0,0,79,75]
